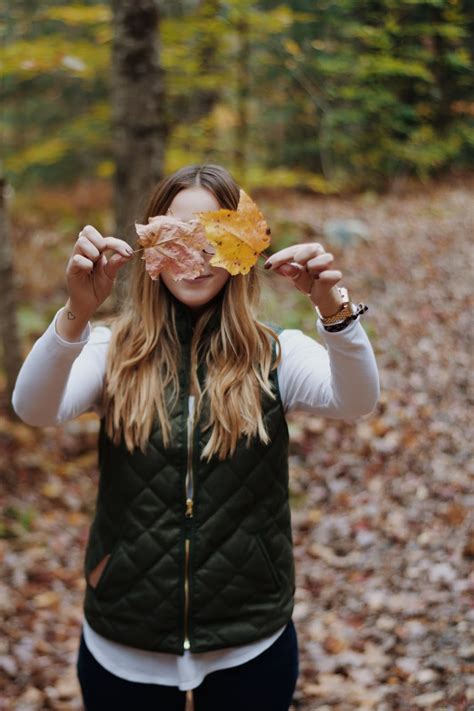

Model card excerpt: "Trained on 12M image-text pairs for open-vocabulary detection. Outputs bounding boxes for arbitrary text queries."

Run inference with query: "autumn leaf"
[196,189,271,275]
[135,215,208,281]
[135,190,271,280]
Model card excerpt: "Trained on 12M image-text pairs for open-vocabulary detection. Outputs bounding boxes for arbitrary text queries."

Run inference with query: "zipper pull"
[185,498,194,518]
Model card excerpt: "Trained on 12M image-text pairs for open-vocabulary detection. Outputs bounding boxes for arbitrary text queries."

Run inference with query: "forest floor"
[0,175,473,710]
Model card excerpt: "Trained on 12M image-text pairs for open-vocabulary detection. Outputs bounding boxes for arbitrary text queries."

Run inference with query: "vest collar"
[167,290,224,346]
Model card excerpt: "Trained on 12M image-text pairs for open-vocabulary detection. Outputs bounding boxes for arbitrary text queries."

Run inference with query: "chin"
[178,287,224,312]
[161,270,230,312]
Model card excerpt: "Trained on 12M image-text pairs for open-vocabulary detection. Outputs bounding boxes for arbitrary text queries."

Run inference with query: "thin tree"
[234,9,250,182]
[110,0,168,302]
[0,178,21,414]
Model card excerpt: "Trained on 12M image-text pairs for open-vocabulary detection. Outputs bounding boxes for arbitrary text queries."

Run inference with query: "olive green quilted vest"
[83,300,295,654]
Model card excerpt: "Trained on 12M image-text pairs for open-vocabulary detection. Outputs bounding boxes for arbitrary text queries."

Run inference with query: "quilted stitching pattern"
[83,320,295,654]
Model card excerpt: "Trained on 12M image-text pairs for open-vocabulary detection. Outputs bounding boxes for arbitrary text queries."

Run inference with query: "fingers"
[74,225,105,263]
[103,235,135,258]
[69,227,133,281]
[265,242,344,296]
[274,262,314,294]
[274,263,303,280]
[69,253,95,275]
[264,243,325,270]
[75,235,101,263]
[101,252,130,282]
[74,225,133,262]
[317,269,342,282]
[267,249,336,281]
[306,252,336,278]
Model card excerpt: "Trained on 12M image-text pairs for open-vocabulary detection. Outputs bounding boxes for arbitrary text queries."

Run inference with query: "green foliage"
[40,4,111,24]
[1,1,111,185]
[17,305,53,341]
[256,0,473,187]
[1,0,472,192]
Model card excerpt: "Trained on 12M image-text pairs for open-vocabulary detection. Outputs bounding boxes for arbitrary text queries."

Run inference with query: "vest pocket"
[254,533,281,591]
[87,540,133,600]
[88,552,112,589]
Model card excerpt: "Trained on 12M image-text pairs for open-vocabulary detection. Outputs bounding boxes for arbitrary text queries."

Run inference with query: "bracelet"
[322,303,368,332]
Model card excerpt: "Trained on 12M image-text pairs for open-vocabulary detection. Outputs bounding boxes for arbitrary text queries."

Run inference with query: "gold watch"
[315,287,355,325]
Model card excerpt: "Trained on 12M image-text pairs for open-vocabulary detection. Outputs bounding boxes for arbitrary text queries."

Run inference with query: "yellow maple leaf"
[197,189,271,275]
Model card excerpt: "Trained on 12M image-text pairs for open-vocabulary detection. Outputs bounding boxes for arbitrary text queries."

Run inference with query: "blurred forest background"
[2,0,473,190]
[1,1,473,709]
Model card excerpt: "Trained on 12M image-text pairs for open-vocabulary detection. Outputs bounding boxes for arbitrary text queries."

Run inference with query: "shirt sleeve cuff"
[315,315,360,339]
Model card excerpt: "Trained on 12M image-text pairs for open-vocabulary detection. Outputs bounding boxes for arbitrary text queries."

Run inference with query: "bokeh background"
[1,1,473,709]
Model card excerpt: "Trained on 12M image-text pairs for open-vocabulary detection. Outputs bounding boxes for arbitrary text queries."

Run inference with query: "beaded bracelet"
[322,303,368,332]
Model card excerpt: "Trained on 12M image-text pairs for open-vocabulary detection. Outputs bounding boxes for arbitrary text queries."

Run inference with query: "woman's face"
[159,186,230,312]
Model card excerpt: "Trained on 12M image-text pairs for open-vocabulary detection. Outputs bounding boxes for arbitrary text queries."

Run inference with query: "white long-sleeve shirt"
[12,306,379,689]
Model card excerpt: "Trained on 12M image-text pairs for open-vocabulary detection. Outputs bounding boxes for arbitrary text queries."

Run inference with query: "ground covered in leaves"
[1,176,472,710]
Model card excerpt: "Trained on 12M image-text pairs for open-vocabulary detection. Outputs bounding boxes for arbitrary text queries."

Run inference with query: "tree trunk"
[234,13,250,182]
[110,0,168,302]
[0,179,22,415]
[188,0,221,135]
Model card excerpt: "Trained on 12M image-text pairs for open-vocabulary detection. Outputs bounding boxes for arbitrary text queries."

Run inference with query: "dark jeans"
[76,619,299,711]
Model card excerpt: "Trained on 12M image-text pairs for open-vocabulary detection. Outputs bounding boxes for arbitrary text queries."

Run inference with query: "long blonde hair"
[101,164,280,460]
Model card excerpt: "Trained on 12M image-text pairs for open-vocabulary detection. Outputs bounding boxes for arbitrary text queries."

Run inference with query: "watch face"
[337,287,349,302]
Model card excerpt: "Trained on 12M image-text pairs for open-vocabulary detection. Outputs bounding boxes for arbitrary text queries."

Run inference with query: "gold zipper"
[183,398,195,651]
[183,539,191,650]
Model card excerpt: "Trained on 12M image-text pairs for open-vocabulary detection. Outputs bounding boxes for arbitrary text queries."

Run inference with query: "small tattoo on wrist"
[67,310,76,321]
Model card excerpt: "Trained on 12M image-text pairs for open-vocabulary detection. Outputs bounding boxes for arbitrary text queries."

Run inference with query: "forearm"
[314,319,380,418]
[12,307,92,426]
[279,319,380,418]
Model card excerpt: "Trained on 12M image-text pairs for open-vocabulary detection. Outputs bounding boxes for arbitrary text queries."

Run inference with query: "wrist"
[320,303,368,332]
[311,288,344,317]
[314,300,344,318]
[65,298,94,322]
[56,300,93,342]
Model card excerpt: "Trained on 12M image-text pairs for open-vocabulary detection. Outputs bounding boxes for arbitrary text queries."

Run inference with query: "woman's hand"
[66,225,134,318]
[264,243,344,317]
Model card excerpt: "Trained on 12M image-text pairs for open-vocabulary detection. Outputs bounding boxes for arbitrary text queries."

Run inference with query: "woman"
[12,163,380,710]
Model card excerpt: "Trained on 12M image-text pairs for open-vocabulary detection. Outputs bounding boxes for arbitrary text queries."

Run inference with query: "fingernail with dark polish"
[263,261,271,270]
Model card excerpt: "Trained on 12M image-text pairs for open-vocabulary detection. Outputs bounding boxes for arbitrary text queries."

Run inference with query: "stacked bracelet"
[322,303,368,332]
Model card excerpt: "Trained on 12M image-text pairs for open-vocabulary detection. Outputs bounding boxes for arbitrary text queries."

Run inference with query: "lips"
[183,274,213,283]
